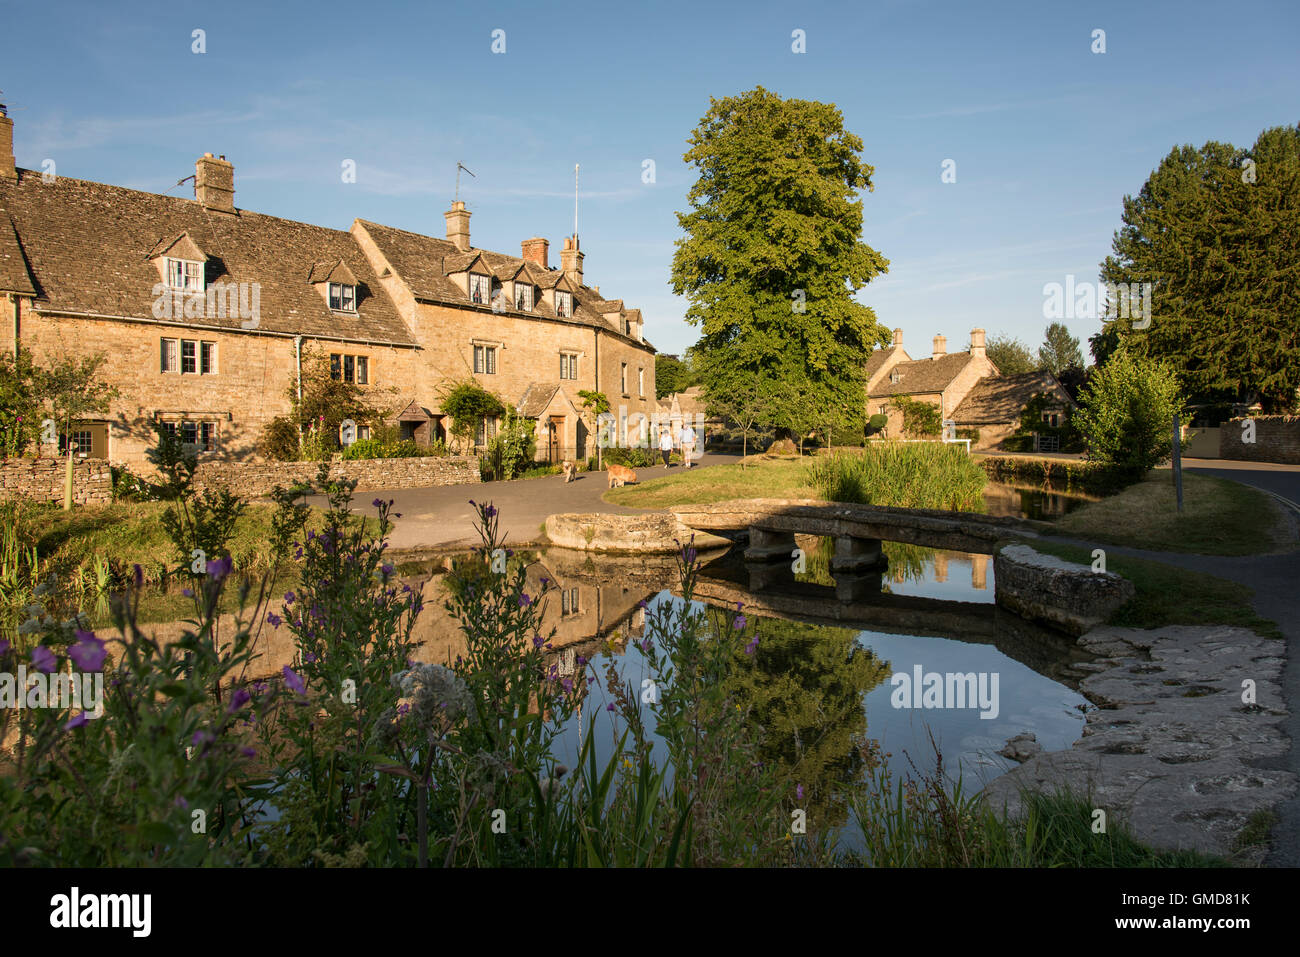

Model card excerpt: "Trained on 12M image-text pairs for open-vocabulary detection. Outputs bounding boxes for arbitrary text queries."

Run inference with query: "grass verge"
[1044,473,1294,556]
[605,456,818,508]
[1027,539,1281,637]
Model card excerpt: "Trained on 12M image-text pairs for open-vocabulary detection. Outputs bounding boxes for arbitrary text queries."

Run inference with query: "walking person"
[678,422,697,469]
[659,426,674,467]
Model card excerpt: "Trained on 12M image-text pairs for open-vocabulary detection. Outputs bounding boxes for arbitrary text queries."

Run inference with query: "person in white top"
[677,423,697,468]
[659,427,674,467]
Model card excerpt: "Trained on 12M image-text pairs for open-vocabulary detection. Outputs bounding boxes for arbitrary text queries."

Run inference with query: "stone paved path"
[316,452,740,552]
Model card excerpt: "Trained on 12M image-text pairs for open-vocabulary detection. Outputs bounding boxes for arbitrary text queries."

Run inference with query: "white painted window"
[515,283,534,312]
[474,344,497,375]
[167,258,204,292]
[161,338,178,373]
[638,367,644,398]
[329,282,357,312]
[560,352,578,380]
[555,290,572,318]
[620,362,627,395]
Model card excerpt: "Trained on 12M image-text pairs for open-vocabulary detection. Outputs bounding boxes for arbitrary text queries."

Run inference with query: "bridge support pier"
[743,527,798,563]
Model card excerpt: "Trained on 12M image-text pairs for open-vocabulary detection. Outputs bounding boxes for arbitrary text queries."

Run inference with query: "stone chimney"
[969,327,986,359]
[521,237,549,268]
[892,327,903,348]
[445,200,471,252]
[560,236,584,286]
[0,101,15,181]
[194,153,235,213]
[932,334,947,361]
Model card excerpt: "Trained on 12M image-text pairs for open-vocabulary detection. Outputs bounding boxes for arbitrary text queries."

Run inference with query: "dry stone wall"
[193,456,480,498]
[0,459,112,505]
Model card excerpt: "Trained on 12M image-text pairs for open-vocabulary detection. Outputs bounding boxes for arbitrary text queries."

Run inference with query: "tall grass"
[806,444,986,511]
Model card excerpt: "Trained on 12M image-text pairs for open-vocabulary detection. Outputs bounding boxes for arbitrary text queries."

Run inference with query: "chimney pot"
[969,327,986,358]
[892,327,903,348]
[932,334,947,361]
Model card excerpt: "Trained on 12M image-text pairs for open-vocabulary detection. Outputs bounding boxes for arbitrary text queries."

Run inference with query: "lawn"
[1044,472,1294,556]
[605,456,819,508]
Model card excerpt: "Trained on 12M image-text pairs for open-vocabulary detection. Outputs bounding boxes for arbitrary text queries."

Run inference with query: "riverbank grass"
[604,456,818,508]
[1027,539,1281,637]
[1044,472,1294,555]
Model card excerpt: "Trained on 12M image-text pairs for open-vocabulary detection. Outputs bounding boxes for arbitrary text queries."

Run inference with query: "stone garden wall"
[192,456,481,498]
[0,459,112,505]
[1220,416,1300,464]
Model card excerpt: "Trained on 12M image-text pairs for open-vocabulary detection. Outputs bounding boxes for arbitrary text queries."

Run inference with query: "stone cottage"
[0,105,657,468]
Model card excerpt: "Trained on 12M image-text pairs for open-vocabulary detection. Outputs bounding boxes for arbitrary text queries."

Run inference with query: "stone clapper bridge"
[544,498,1135,639]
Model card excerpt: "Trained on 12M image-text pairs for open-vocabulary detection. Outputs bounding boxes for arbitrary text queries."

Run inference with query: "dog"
[561,460,577,483]
[607,464,637,488]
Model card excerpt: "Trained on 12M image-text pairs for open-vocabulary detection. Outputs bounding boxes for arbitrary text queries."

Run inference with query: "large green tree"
[985,333,1038,375]
[1094,125,1300,411]
[654,354,695,398]
[1038,322,1083,376]
[671,87,891,441]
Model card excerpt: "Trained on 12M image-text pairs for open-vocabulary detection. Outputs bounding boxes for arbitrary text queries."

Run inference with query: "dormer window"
[167,258,204,293]
[328,282,357,313]
[555,290,572,318]
[890,369,902,384]
[515,283,534,312]
[469,274,490,305]
[621,317,629,336]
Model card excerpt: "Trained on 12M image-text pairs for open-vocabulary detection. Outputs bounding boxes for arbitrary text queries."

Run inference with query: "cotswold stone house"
[0,108,657,467]
[865,328,1068,449]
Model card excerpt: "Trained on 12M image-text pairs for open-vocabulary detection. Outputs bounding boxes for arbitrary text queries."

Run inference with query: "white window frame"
[161,338,178,373]
[620,362,628,396]
[328,282,358,313]
[200,341,217,375]
[356,356,368,385]
[167,258,204,293]
[555,290,572,318]
[638,367,645,398]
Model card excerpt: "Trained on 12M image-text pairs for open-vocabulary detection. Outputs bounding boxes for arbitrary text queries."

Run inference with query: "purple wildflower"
[284,591,296,605]
[533,635,544,649]
[373,498,384,507]
[227,688,251,713]
[484,504,497,518]
[240,747,257,759]
[282,666,306,696]
[30,645,56,674]
[266,612,282,628]
[64,712,90,731]
[206,556,232,581]
[0,639,9,655]
[733,614,747,630]
[174,795,189,808]
[192,729,215,747]
[796,784,805,802]
[68,631,107,671]
[133,564,143,586]
[744,636,759,657]
[182,588,194,598]
[518,593,532,608]
[607,703,615,712]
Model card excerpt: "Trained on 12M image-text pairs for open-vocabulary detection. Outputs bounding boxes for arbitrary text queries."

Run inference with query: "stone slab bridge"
[669,499,1133,634]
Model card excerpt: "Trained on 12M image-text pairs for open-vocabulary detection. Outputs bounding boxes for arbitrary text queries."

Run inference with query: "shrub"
[341,438,448,460]
[1074,349,1185,475]
[805,444,986,510]
[258,415,301,461]
[480,409,536,481]
[110,466,162,502]
[601,446,660,470]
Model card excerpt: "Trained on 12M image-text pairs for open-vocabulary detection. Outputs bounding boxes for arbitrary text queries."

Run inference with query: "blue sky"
[5,0,1298,360]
